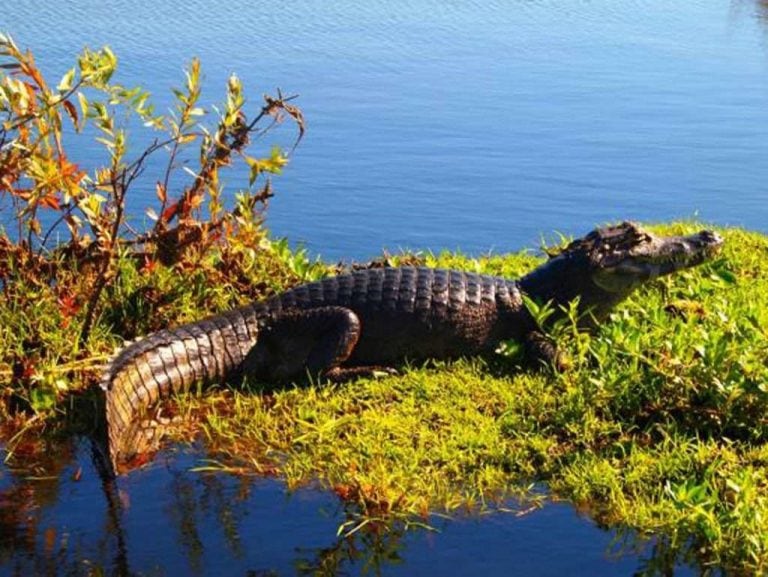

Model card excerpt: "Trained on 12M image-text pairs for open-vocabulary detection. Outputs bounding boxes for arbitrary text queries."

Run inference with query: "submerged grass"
[164,223,768,574]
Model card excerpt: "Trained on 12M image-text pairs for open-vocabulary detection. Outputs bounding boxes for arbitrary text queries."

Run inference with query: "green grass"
[165,223,768,573]
[3,221,768,572]
[0,233,332,415]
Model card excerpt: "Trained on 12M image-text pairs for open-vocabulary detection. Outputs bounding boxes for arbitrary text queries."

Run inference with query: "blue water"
[2,2,762,574]
[4,1,768,260]
[0,441,693,577]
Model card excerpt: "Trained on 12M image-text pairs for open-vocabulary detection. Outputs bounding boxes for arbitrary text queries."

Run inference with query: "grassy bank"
[2,209,766,571]
[150,223,767,574]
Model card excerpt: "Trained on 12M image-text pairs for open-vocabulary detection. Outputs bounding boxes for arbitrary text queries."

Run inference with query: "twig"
[79,164,127,346]
[38,202,76,254]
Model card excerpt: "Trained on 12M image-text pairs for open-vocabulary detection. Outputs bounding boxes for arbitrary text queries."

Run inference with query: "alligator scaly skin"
[100,267,526,471]
[100,222,725,473]
[101,305,262,468]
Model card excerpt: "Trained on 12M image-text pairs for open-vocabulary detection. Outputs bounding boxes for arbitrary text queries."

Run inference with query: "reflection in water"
[101,474,131,577]
[294,502,408,577]
[0,438,711,576]
[755,0,768,20]
[165,467,252,572]
[731,0,768,27]
[0,443,108,577]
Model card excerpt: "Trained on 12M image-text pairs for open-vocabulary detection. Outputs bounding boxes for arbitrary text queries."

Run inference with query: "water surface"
[4,1,768,260]
[0,441,695,577]
[1,2,764,574]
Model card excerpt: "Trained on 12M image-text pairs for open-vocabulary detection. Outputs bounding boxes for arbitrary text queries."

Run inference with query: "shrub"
[0,34,326,414]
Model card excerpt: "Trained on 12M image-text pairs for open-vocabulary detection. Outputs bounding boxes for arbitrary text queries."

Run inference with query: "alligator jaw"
[593,227,724,292]
[616,229,723,280]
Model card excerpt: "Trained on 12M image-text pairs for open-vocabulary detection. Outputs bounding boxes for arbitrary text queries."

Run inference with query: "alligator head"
[519,222,723,324]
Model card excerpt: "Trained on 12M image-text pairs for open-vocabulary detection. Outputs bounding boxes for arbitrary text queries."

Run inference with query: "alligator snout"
[669,229,723,256]
[698,230,724,248]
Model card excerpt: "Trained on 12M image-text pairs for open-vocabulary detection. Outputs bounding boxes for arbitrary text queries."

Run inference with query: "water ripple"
[4,1,768,259]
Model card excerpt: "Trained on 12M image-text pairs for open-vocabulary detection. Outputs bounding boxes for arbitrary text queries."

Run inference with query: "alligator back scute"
[99,268,521,472]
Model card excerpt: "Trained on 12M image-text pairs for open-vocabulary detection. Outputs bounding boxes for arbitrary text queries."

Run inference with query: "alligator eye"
[623,221,640,234]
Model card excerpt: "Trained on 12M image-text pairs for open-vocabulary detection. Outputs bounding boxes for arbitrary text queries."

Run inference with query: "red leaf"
[161,200,179,223]
[39,194,61,210]
[140,255,158,274]
[62,99,78,127]
[26,60,46,89]
[12,358,37,382]
[57,293,80,317]
[11,188,32,200]
[59,156,85,180]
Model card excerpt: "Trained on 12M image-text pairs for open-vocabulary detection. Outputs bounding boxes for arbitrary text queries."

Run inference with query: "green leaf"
[266,145,289,173]
[57,68,76,92]
[172,88,189,105]
[30,388,56,413]
[714,268,737,285]
[77,91,89,120]
[245,156,261,186]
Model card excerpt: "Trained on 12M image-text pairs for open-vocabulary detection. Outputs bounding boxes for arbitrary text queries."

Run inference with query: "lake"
[4,0,768,261]
[2,1,764,574]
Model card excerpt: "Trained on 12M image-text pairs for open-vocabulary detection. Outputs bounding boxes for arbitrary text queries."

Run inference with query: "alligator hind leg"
[243,306,390,382]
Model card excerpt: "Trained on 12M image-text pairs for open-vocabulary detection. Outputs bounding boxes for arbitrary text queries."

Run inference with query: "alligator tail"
[99,306,261,474]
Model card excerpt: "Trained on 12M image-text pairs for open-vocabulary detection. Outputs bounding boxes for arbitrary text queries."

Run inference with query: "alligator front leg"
[242,307,394,382]
[523,330,569,372]
[323,365,399,383]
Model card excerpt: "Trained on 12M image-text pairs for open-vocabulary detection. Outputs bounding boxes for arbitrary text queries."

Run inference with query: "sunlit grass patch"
[170,224,768,573]
[2,220,766,571]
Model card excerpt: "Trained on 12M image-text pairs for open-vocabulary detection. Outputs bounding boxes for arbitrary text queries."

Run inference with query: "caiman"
[99,222,723,473]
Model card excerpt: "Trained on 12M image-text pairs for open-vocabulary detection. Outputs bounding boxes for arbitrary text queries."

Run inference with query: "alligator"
[99,222,723,473]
